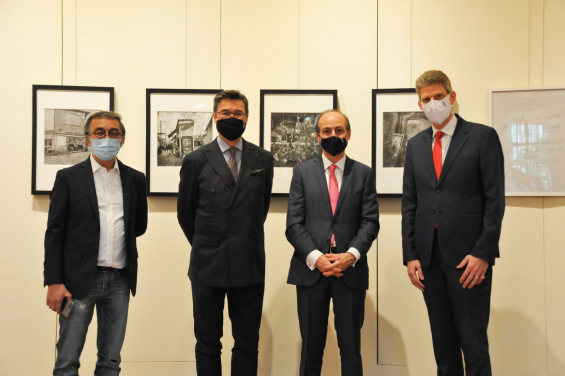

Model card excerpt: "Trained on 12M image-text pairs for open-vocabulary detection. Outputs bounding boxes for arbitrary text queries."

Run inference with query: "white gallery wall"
[0,0,564,375]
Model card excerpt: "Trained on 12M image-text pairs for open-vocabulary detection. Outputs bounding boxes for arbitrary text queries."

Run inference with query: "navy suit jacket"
[177,138,274,288]
[286,156,380,291]
[401,114,505,268]
[43,157,148,299]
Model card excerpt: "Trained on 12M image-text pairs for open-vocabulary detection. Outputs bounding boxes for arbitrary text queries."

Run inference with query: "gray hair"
[84,111,125,136]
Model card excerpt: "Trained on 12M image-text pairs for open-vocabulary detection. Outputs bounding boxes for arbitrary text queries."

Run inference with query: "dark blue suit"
[402,114,505,375]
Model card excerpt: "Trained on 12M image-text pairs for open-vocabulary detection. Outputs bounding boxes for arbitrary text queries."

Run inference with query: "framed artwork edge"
[31,84,115,195]
[145,88,222,196]
[259,89,338,197]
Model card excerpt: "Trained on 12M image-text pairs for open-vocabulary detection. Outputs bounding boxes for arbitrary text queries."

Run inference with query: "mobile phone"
[61,297,74,317]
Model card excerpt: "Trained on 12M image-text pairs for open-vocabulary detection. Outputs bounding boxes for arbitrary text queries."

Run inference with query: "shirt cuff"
[306,250,324,271]
[347,248,361,267]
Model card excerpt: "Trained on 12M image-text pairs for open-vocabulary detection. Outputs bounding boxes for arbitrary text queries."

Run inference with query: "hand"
[407,260,425,292]
[315,254,343,278]
[325,253,356,274]
[46,284,72,314]
[456,255,489,289]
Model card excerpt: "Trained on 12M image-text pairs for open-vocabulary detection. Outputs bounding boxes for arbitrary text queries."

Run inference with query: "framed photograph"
[146,89,222,196]
[490,87,565,196]
[260,89,338,196]
[372,88,431,197]
[32,85,114,195]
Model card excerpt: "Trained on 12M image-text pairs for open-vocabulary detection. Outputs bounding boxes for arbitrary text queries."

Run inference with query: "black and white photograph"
[270,112,322,168]
[260,89,338,196]
[383,111,430,168]
[146,88,221,196]
[373,88,428,196]
[44,109,99,165]
[156,111,214,167]
[32,85,114,195]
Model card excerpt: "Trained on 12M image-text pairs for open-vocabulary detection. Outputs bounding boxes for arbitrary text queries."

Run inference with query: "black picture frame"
[146,88,222,196]
[32,84,115,195]
[260,89,338,197]
[372,88,430,198]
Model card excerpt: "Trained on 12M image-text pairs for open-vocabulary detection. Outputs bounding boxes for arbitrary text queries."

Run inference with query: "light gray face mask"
[89,138,121,161]
[421,94,452,125]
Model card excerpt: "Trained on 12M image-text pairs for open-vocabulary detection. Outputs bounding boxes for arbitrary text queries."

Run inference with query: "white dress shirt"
[305,153,361,270]
[431,114,458,163]
[217,136,243,171]
[91,156,126,269]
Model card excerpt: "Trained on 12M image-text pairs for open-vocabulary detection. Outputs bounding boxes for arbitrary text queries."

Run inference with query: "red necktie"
[433,131,444,180]
[329,164,339,246]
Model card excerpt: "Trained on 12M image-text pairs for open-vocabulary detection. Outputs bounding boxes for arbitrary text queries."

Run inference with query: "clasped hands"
[315,252,356,277]
[407,254,489,292]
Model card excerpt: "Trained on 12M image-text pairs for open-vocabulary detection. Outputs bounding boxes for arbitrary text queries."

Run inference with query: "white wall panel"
[0,1,62,375]
[544,0,565,87]
[412,0,530,125]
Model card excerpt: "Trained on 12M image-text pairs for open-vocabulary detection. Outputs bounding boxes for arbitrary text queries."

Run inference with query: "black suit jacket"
[177,138,274,288]
[401,114,505,268]
[43,157,148,299]
[286,156,380,291]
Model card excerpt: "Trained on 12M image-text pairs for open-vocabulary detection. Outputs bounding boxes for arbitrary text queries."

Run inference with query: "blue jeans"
[53,268,130,376]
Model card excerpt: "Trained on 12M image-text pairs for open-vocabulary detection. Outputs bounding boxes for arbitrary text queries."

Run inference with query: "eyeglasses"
[86,129,124,139]
[215,110,247,119]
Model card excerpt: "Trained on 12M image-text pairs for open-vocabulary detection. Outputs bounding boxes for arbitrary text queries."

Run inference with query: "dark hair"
[315,109,351,134]
[213,90,249,114]
[84,111,125,136]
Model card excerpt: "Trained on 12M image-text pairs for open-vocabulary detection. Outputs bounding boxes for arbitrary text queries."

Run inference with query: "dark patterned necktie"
[228,147,239,182]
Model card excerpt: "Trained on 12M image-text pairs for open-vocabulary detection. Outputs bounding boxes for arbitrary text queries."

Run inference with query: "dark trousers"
[422,232,493,376]
[296,276,366,376]
[191,281,265,376]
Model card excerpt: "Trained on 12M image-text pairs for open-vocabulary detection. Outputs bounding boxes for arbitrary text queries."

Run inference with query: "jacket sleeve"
[348,168,380,257]
[177,155,198,245]
[135,172,148,237]
[263,153,275,223]
[471,127,505,263]
[285,166,318,262]
[401,141,419,265]
[43,171,69,286]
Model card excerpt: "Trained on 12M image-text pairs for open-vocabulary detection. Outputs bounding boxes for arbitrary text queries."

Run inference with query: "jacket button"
[211,188,216,193]
[436,189,440,193]
[431,210,435,214]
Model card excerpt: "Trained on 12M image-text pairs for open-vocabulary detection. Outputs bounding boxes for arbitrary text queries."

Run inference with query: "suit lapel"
[229,140,258,207]
[118,159,130,230]
[421,127,437,182]
[79,157,99,220]
[203,139,236,192]
[334,157,354,217]
[314,157,333,217]
[438,117,469,185]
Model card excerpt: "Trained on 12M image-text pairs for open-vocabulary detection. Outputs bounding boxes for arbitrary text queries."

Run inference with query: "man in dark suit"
[402,70,505,376]
[44,111,148,375]
[177,90,274,376]
[286,109,380,376]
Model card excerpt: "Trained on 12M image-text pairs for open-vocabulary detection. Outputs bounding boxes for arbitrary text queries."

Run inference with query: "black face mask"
[216,117,246,141]
[321,136,348,156]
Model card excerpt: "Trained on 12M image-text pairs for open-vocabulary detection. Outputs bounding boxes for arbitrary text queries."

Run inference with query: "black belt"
[97,266,125,273]
[329,246,337,253]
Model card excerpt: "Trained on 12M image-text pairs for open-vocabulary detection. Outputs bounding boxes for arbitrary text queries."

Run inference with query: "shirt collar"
[322,153,347,172]
[90,155,120,174]
[432,113,458,138]
[217,136,243,153]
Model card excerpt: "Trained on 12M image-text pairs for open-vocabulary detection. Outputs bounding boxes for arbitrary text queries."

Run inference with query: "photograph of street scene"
[157,111,214,166]
[383,111,430,167]
[44,109,100,165]
[270,112,322,168]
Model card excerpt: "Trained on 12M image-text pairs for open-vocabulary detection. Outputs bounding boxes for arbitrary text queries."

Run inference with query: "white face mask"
[421,94,452,125]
